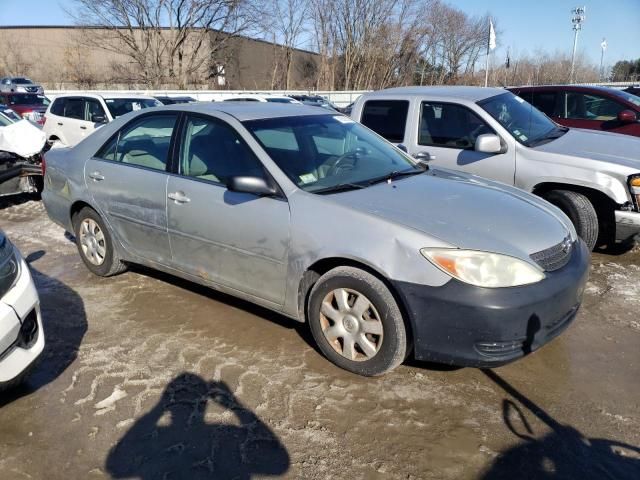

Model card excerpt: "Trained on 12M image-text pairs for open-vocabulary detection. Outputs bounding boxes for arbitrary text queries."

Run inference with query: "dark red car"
[508,85,640,137]
[0,92,49,125]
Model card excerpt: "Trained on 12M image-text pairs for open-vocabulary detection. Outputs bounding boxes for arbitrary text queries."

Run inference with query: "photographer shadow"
[106,373,289,480]
[481,370,640,479]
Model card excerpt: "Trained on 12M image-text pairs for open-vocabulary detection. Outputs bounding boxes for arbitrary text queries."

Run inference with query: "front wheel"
[308,266,407,376]
[542,190,599,251]
[72,207,127,277]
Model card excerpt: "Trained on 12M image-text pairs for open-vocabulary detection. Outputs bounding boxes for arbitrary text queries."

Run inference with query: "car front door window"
[419,102,494,149]
[564,92,625,121]
[180,115,265,184]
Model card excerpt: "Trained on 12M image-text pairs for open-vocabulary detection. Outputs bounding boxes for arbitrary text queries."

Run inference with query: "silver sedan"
[41,103,589,375]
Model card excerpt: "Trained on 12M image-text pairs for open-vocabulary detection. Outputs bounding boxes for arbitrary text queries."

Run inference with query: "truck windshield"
[243,115,424,194]
[478,92,566,147]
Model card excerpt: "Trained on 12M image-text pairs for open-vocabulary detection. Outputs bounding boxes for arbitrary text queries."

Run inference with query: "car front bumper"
[393,240,590,368]
[0,258,44,385]
[615,210,640,243]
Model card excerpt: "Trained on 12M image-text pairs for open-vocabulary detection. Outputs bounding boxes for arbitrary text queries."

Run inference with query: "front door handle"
[413,151,436,162]
[88,171,104,181]
[80,125,87,130]
[168,191,191,204]
[57,122,63,126]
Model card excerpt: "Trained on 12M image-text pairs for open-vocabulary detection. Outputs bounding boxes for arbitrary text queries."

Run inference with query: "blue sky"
[1,0,639,67]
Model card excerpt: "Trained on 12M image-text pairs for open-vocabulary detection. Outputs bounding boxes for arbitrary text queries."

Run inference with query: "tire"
[72,207,127,277]
[307,266,407,376]
[542,190,598,251]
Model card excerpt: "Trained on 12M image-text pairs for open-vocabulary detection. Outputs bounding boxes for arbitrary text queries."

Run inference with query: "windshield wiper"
[367,168,425,186]
[313,182,367,194]
[529,127,568,147]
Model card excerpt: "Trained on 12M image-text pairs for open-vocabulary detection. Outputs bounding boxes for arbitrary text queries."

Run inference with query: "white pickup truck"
[351,86,640,250]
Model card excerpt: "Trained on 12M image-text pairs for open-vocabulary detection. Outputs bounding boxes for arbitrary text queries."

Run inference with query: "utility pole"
[600,38,607,81]
[570,6,586,83]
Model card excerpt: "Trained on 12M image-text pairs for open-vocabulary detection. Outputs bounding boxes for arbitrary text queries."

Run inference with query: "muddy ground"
[0,197,638,480]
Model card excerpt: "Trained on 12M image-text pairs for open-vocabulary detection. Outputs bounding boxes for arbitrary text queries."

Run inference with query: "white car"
[43,93,162,147]
[221,94,301,104]
[0,231,44,389]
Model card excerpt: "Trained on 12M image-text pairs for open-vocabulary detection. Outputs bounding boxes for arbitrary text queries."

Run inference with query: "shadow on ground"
[106,372,290,479]
[0,250,87,407]
[482,369,640,479]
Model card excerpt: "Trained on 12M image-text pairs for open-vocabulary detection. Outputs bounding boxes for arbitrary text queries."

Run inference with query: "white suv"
[0,232,44,390]
[43,94,162,147]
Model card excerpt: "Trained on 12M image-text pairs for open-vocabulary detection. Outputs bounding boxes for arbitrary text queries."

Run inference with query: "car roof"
[53,93,158,100]
[363,86,507,101]
[156,102,336,121]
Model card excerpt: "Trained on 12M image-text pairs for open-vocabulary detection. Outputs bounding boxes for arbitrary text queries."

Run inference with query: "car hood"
[534,128,640,168]
[331,169,574,260]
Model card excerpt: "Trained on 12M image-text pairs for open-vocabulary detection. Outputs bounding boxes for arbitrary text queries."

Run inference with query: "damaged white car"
[0,115,47,196]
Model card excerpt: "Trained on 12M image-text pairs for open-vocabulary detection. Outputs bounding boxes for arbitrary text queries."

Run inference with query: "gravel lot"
[0,197,639,479]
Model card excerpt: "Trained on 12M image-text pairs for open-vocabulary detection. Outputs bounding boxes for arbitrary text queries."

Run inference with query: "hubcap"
[319,288,383,362]
[79,218,106,266]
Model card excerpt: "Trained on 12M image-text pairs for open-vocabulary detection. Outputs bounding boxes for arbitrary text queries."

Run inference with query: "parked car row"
[3,83,637,381]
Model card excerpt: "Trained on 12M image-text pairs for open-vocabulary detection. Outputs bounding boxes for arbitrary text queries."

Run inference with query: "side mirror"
[475,134,502,154]
[397,144,408,153]
[617,110,637,124]
[227,176,277,196]
[92,114,106,123]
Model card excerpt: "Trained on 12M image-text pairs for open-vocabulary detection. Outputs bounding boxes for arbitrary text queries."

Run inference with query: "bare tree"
[68,0,254,88]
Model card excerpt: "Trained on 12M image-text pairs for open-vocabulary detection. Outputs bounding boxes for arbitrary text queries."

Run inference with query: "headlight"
[0,237,20,299]
[420,248,545,288]
[630,176,640,211]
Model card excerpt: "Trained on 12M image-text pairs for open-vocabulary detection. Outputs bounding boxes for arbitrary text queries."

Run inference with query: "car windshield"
[611,89,640,108]
[104,98,162,117]
[0,107,20,122]
[243,114,423,193]
[5,94,49,106]
[478,92,566,147]
[0,112,13,126]
[13,78,32,85]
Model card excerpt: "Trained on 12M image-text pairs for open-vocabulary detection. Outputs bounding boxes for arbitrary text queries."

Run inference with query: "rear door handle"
[168,191,191,204]
[57,122,63,126]
[88,171,104,181]
[80,126,87,130]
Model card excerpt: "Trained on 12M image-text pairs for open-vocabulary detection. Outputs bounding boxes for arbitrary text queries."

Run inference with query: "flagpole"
[484,43,489,87]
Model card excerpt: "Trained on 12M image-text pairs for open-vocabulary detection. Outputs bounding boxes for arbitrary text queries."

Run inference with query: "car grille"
[530,236,573,272]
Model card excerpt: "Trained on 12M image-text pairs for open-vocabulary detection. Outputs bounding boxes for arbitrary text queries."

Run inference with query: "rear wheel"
[542,190,598,250]
[72,207,127,277]
[308,266,407,376]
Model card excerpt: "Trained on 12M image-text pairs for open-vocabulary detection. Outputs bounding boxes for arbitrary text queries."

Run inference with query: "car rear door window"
[85,98,106,122]
[564,92,625,121]
[179,115,265,184]
[360,100,409,143]
[96,114,177,170]
[419,102,494,149]
[530,92,558,117]
[64,98,85,120]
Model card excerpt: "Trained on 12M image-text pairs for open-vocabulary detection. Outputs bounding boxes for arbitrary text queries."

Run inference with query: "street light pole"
[570,6,586,83]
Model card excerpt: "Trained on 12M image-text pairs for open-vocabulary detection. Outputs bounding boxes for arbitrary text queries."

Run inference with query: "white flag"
[489,19,496,51]
[601,38,607,51]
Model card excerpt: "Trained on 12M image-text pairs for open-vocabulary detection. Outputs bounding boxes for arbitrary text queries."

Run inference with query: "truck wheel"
[542,190,598,250]
[307,266,407,376]
[72,207,127,277]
